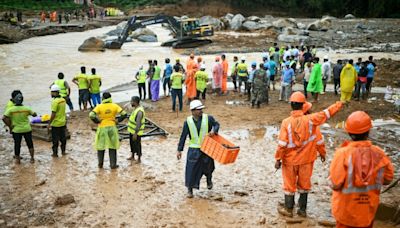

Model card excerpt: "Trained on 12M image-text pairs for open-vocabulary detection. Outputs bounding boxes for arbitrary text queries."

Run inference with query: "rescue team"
[2,52,393,228]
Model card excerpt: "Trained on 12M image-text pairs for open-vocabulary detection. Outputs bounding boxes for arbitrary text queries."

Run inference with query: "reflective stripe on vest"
[137,70,147,83]
[286,120,316,149]
[54,79,67,97]
[128,106,145,136]
[187,114,208,148]
[342,154,384,194]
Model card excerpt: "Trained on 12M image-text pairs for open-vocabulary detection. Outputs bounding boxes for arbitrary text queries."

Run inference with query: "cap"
[189,100,205,110]
[345,111,372,134]
[289,91,306,103]
[51,84,60,92]
[324,55,329,60]
[302,102,312,113]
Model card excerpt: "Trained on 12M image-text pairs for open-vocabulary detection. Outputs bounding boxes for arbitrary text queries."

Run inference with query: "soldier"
[251,63,269,108]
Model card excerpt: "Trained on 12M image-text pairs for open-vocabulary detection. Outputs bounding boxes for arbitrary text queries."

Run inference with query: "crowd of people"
[1,41,393,228]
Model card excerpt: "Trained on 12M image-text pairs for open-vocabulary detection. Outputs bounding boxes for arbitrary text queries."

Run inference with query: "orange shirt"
[222,60,228,78]
[329,140,394,227]
[275,102,342,165]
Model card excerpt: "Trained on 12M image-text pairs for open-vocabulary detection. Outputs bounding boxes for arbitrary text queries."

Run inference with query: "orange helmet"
[197,56,202,62]
[302,102,312,113]
[289,91,306,103]
[345,111,372,134]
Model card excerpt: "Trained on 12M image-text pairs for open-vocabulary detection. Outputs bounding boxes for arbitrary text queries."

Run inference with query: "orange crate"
[201,135,240,164]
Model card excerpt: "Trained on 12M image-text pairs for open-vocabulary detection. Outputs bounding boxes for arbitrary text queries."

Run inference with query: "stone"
[278,34,309,43]
[116,21,127,30]
[344,14,355,19]
[307,18,331,31]
[225,13,234,20]
[230,14,245,30]
[242,21,259,31]
[247,16,261,22]
[136,35,158,42]
[297,22,306,29]
[130,27,156,39]
[264,15,274,19]
[199,15,223,30]
[322,15,337,21]
[78,37,105,52]
[355,23,367,30]
[54,194,75,206]
[272,18,298,29]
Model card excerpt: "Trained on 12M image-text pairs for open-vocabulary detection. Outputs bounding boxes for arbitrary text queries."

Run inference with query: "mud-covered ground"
[0,89,399,227]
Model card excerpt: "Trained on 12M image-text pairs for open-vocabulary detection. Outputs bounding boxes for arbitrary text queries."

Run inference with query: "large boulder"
[225,13,234,20]
[344,14,355,19]
[278,34,309,43]
[130,28,156,39]
[78,37,105,52]
[247,16,261,22]
[137,35,158,42]
[272,18,298,29]
[199,15,223,30]
[307,18,332,31]
[230,14,245,30]
[242,21,259,31]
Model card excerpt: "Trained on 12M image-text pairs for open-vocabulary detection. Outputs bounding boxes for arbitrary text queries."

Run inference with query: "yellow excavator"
[106,14,214,49]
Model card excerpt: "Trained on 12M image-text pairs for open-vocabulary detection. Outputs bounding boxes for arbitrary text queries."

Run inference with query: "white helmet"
[323,55,329,60]
[200,64,206,69]
[241,56,246,61]
[51,84,60,92]
[189,100,205,110]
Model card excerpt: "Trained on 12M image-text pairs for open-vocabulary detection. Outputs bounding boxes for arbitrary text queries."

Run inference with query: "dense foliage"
[1,0,399,18]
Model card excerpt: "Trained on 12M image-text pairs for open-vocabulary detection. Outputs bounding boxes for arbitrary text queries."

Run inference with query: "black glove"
[117,114,127,123]
[91,117,101,124]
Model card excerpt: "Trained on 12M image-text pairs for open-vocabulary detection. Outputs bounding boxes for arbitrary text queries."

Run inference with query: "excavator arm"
[106,14,182,49]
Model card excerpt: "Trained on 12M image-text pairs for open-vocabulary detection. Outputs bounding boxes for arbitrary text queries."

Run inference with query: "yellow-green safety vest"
[137,70,147,83]
[128,106,145,136]
[171,72,183,89]
[237,63,248,77]
[153,66,161,80]
[89,74,101,94]
[187,114,208,148]
[195,70,207,92]
[54,79,67,97]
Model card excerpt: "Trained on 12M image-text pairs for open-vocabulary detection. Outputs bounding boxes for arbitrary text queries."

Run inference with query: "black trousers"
[147,80,152,100]
[366,77,373,92]
[231,75,237,90]
[51,126,66,155]
[129,134,142,157]
[303,79,308,98]
[196,89,206,100]
[138,83,146,100]
[334,78,340,95]
[12,131,34,157]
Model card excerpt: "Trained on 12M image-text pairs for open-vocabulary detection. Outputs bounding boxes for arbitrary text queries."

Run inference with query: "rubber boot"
[257,101,260,108]
[109,149,119,169]
[61,144,66,155]
[278,194,294,217]
[251,101,255,108]
[97,150,105,168]
[187,188,193,198]
[52,147,58,157]
[29,148,35,163]
[206,175,213,190]
[297,193,308,217]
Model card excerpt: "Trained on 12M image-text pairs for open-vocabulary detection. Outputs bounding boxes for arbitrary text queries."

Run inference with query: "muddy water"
[1,24,400,115]
[0,117,398,227]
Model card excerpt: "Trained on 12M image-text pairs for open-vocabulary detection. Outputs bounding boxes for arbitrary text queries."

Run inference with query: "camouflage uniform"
[251,69,269,107]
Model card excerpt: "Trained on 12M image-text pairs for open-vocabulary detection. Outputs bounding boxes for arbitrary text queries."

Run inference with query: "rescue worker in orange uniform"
[329,111,394,228]
[185,53,198,102]
[275,92,343,217]
[303,101,326,163]
[221,54,229,94]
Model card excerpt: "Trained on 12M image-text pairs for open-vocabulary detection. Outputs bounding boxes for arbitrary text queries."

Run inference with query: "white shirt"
[322,61,331,81]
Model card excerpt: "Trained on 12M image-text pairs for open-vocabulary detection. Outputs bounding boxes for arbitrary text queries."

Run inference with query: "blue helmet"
[263,62,270,69]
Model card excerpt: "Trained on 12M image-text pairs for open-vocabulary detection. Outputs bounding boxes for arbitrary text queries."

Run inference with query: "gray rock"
[282,27,296,35]
[322,15,337,21]
[137,35,158,42]
[307,18,331,31]
[130,28,156,39]
[297,22,306,29]
[247,16,261,22]
[278,34,309,43]
[106,28,122,36]
[355,23,367,30]
[307,22,319,31]
[78,37,105,52]
[272,18,298,29]
[225,13,234,20]
[199,15,223,30]
[242,21,259,31]
[230,14,245,30]
[54,194,75,206]
[344,14,355,19]
[264,15,274,19]
[116,21,127,29]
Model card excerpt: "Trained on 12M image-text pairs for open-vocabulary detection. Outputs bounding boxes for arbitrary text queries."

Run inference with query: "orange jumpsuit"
[40,12,46,23]
[329,140,394,228]
[275,102,342,194]
[185,58,197,99]
[221,59,229,93]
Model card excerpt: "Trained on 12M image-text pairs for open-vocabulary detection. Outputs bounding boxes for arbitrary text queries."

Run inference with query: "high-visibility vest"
[187,114,208,148]
[128,106,145,136]
[237,63,248,77]
[54,79,67,97]
[195,70,207,92]
[89,74,101,94]
[137,70,147,83]
[153,66,161,80]
[171,72,183,89]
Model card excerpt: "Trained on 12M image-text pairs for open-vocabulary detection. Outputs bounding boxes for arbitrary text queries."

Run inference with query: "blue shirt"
[367,63,375,78]
[282,68,294,84]
[354,64,360,73]
[164,63,173,78]
[268,60,276,75]
[248,69,256,82]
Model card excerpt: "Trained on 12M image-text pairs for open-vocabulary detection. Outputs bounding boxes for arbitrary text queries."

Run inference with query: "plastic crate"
[201,135,240,164]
